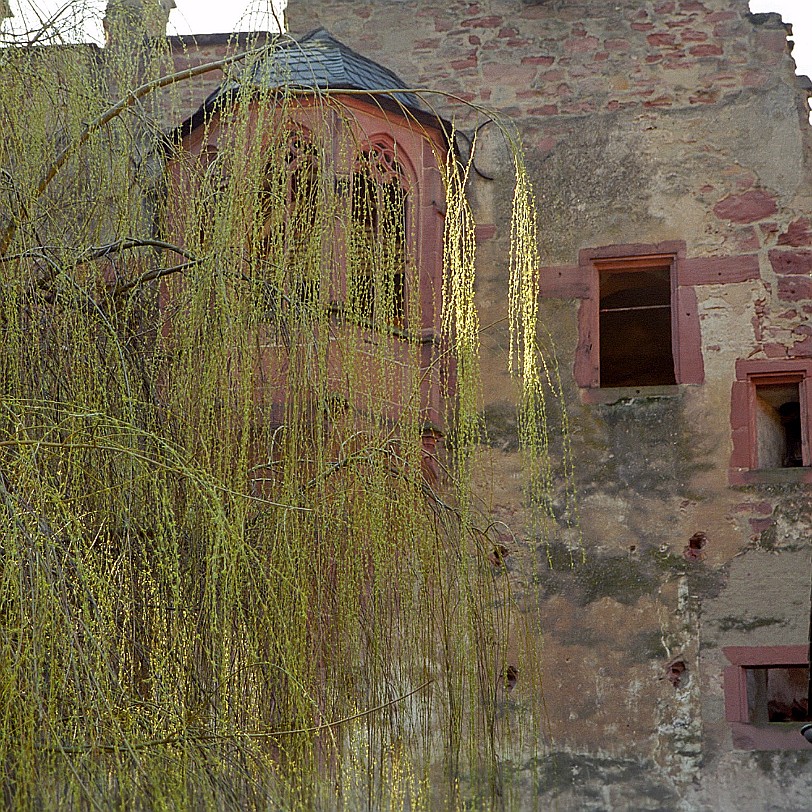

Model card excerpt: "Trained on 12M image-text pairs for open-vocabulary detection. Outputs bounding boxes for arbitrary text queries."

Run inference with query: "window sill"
[580,384,684,405]
[729,467,812,486]
[729,721,812,751]
[724,645,812,749]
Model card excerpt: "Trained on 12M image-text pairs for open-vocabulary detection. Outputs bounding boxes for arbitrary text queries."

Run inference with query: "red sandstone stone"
[730,382,750,433]
[451,53,478,70]
[778,275,812,302]
[468,16,503,29]
[647,33,677,47]
[538,265,590,298]
[521,56,555,66]
[749,517,775,534]
[680,254,760,285]
[769,250,812,275]
[713,22,740,39]
[690,44,724,57]
[664,56,694,69]
[707,11,737,22]
[682,29,709,43]
[713,190,778,223]
[763,343,789,358]
[475,224,496,243]
[792,335,812,354]
[529,104,559,116]
[631,23,655,32]
[563,101,597,114]
[777,217,812,247]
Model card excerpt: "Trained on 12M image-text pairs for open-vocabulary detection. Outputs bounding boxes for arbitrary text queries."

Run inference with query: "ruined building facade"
[129,0,812,807]
[273,1,812,808]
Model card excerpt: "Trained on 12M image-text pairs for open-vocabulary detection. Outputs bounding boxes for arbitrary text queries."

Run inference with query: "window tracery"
[348,141,409,327]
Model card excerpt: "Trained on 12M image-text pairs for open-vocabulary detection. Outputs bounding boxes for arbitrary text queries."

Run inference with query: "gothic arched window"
[255,128,322,310]
[348,141,409,328]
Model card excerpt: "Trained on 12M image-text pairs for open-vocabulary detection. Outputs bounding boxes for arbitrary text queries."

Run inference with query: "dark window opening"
[350,147,407,327]
[754,381,803,469]
[196,145,226,251]
[598,266,675,387]
[745,666,812,723]
[256,132,323,317]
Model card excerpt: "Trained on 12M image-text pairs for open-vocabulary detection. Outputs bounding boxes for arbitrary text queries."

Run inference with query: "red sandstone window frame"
[574,242,704,395]
[724,645,812,750]
[729,358,812,485]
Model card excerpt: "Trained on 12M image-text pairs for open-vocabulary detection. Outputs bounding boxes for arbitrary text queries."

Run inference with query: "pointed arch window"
[255,128,322,309]
[348,141,409,328]
[195,144,227,252]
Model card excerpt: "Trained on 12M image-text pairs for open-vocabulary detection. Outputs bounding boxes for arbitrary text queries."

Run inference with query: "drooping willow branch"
[0,23,566,809]
[0,41,282,254]
[44,678,435,754]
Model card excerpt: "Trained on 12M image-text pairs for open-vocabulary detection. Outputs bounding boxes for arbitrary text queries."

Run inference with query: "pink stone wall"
[224,0,812,805]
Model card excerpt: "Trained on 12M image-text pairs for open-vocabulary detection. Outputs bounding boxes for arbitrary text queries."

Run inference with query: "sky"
[1,1,810,80]
[167,1,286,35]
[1,1,287,41]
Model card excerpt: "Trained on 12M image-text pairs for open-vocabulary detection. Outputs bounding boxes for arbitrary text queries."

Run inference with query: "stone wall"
[282,2,812,809]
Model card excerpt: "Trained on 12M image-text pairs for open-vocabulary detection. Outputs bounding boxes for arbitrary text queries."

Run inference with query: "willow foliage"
[0,11,568,810]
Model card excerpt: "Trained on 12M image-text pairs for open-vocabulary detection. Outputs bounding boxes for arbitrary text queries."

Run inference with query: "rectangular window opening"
[745,665,811,724]
[724,645,812,748]
[754,380,804,469]
[598,265,676,387]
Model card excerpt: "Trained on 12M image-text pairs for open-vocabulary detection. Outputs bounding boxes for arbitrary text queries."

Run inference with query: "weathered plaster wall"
[283,2,812,808]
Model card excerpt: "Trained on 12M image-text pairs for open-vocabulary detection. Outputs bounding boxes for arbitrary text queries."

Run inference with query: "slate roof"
[208,28,424,114]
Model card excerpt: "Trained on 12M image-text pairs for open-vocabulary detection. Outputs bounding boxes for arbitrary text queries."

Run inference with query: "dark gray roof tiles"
[212,28,424,113]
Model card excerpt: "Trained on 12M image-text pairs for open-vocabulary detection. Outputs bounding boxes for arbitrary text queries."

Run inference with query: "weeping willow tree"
[0,6,571,809]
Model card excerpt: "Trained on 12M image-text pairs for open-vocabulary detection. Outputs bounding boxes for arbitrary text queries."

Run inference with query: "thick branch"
[43,678,434,753]
[111,258,198,294]
[80,237,197,263]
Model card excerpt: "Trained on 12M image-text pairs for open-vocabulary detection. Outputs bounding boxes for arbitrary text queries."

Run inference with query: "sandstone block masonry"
[283,1,812,809]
